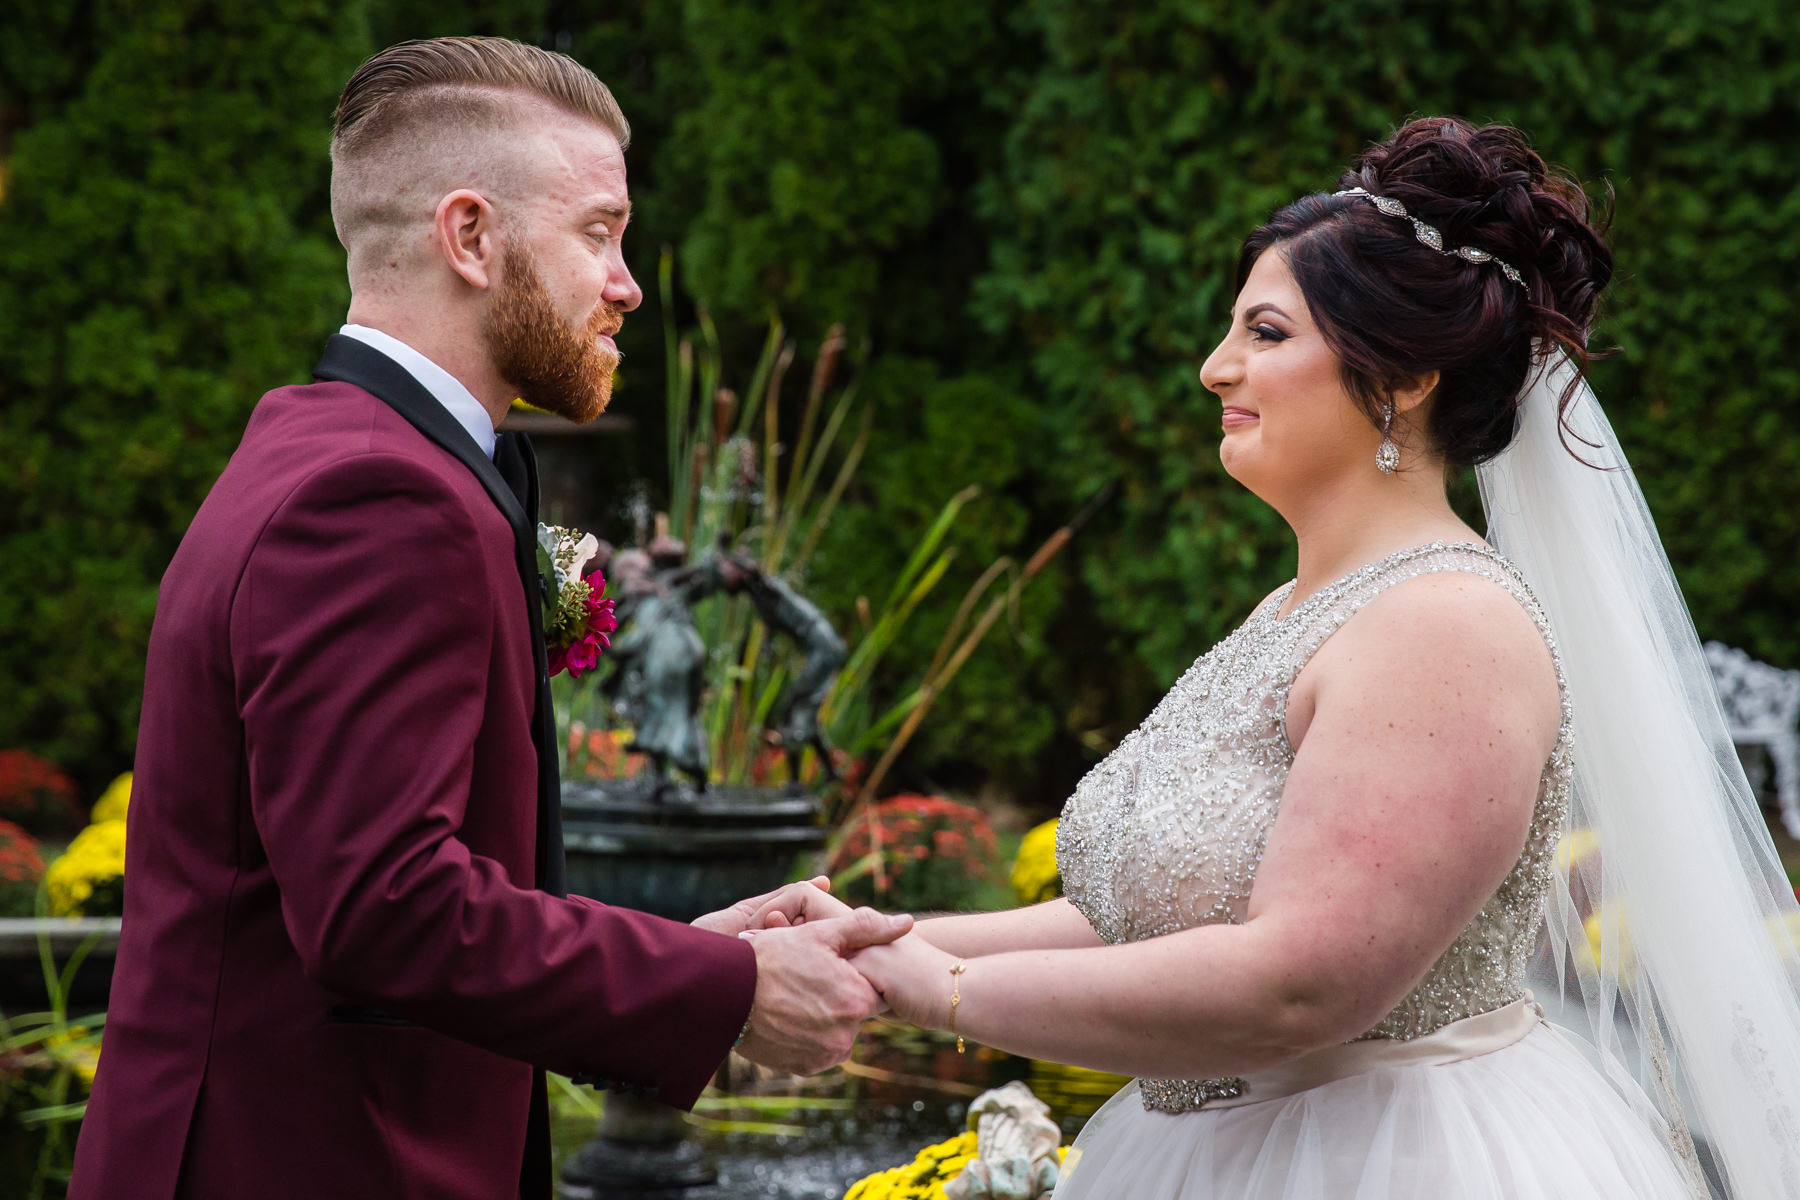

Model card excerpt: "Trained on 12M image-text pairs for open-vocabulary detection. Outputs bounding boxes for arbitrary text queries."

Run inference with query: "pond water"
[551,1020,1128,1199]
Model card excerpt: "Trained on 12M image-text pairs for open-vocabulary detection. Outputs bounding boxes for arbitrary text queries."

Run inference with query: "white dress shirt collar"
[337,323,498,460]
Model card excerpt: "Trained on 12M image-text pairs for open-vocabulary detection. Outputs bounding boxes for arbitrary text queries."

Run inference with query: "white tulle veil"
[1478,350,1800,1198]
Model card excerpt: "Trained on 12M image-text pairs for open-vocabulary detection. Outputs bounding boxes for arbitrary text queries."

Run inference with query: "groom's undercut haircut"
[329,36,630,268]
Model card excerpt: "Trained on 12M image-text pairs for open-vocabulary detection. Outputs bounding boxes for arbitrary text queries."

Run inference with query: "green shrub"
[7,0,1798,809]
[0,1,370,793]
[972,0,1800,698]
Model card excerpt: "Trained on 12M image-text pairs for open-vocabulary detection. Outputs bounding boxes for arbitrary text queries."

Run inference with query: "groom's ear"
[435,189,500,290]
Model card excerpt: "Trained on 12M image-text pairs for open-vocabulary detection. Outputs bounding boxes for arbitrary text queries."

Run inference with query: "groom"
[69,36,907,1200]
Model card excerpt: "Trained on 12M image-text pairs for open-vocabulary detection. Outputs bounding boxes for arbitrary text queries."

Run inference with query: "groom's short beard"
[483,243,621,423]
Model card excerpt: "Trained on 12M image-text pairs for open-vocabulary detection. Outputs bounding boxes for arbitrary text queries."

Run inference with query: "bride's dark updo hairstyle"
[1239,117,1614,467]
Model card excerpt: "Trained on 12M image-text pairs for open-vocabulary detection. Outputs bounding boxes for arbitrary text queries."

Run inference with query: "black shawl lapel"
[493,430,568,899]
[315,334,524,530]
[314,334,567,899]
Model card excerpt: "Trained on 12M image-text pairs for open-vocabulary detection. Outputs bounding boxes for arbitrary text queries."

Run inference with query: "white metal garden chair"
[1704,641,1800,840]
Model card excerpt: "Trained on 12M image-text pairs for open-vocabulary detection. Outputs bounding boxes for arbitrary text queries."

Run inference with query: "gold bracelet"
[948,960,968,1054]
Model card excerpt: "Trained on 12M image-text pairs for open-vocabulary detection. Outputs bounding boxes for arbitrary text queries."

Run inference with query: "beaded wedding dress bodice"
[1056,542,1573,1113]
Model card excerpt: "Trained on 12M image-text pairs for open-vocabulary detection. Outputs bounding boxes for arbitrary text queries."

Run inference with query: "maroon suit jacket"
[70,337,757,1199]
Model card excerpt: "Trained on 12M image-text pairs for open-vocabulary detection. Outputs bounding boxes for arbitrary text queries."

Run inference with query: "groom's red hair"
[327,36,630,275]
[332,36,629,159]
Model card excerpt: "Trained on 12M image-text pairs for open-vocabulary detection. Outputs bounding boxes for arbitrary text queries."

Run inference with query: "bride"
[757,117,1800,1198]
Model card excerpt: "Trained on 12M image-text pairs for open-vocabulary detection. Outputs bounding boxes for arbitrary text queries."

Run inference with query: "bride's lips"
[1221,407,1259,430]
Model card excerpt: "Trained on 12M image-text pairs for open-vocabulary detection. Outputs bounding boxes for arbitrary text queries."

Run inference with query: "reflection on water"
[1026,1059,1133,1131]
[552,1020,1131,1199]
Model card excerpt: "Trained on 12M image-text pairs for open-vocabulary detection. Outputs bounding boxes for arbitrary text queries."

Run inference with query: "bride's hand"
[694,876,836,937]
[846,931,959,1030]
[743,875,855,931]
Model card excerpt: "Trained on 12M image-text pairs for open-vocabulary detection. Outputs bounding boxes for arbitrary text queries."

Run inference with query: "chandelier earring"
[1376,402,1400,475]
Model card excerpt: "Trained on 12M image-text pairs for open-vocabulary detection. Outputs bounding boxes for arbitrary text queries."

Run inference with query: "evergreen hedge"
[974,0,1800,718]
[0,0,366,789]
[4,1,1796,802]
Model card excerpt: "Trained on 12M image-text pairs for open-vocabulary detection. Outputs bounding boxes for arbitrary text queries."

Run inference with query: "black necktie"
[493,430,538,517]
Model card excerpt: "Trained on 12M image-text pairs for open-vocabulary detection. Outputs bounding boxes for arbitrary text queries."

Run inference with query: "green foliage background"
[3,0,1796,807]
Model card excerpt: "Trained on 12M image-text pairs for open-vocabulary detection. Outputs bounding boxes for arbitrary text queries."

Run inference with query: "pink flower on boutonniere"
[547,571,618,679]
[538,524,619,680]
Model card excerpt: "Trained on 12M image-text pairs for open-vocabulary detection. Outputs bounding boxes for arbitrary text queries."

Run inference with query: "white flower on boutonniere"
[535,524,617,678]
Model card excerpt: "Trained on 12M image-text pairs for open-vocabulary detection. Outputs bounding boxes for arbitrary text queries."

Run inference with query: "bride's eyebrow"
[1242,303,1292,323]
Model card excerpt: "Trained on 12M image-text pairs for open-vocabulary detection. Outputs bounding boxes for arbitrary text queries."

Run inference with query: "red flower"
[825,793,999,911]
[0,819,44,890]
[0,750,83,836]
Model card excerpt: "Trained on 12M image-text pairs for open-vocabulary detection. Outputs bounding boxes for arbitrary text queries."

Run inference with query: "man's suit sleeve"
[230,452,755,1110]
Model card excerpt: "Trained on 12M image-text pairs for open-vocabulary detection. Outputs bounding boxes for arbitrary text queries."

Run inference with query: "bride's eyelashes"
[1249,323,1290,343]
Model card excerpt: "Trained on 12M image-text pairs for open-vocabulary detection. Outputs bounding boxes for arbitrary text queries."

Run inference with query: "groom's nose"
[605,259,643,312]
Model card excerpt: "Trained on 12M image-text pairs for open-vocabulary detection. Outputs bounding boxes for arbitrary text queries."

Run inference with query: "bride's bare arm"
[849,574,1561,1080]
[911,899,1104,957]
[749,879,1103,955]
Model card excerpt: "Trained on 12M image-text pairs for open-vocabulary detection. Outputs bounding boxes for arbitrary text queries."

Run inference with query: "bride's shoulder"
[1290,567,1561,754]
[1331,568,1551,673]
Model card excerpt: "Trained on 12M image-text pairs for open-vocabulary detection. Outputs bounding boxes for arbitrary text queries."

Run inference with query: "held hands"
[845,932,960,1032]
[696,877,945,1072]
[733,879,956,1033]
[734,907,915,1075]
[690,876,840,938]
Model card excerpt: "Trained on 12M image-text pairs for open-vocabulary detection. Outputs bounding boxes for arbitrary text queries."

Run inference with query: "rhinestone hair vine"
[1333,187,1526,287]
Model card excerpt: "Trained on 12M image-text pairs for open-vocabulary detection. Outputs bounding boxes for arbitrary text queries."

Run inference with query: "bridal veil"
[1479,350,1800,1197]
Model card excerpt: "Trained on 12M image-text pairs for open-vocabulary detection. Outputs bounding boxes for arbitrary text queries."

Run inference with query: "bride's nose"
[1199,338,1238,395]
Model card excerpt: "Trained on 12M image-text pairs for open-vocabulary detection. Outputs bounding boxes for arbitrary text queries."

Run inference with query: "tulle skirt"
[1056,1013,1697,1199]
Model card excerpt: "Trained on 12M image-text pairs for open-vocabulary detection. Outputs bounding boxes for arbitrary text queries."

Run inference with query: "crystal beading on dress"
[1055,542,1573,1114]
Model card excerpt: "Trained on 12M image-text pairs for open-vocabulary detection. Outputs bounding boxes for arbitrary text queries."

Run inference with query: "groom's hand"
[734,907,914,1075]
[691,876,835,938]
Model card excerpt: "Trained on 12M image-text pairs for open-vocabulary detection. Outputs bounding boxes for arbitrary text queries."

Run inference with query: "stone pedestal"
[557,1093,717,1199]
[557,780,827,1196]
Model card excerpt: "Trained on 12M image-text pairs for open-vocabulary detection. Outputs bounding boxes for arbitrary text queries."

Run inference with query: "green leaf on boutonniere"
[536,524,564,589]
[535,526,560,629]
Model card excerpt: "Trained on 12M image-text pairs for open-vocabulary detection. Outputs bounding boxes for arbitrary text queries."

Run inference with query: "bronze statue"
[596,515,846,799]
[599,531,712,795]
[709,550,847,781]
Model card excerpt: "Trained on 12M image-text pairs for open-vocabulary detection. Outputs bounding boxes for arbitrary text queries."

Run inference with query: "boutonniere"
[536,523,619,678]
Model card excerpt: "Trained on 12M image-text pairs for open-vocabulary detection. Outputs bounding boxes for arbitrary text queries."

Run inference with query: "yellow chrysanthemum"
[843,1133,1073,1200]
[844,1133,977,1200]
[1010,818,1062,906]
[91,771,132,823]
[44,818,127,916]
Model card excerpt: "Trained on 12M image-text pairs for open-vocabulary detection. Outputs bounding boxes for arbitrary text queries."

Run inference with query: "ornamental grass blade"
[16,1101,88,1128]
[826,549,955,729]
[790,405,871,574]
[771,381,860,572]
[881,485,979,615]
